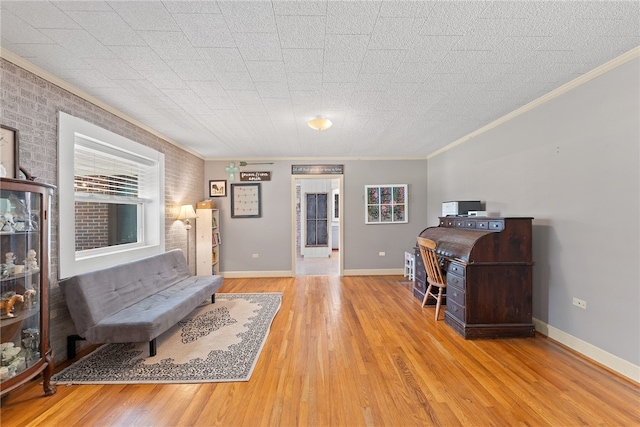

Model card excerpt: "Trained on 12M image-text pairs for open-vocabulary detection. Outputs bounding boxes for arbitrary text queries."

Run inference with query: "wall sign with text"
[240,171,271,181]
[291,164,344,175]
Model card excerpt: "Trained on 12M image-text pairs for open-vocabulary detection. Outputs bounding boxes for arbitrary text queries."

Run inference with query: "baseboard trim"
[222,269,405,278]
[222,270,293,278]
[533,318,639,383]
[343,268,404,276]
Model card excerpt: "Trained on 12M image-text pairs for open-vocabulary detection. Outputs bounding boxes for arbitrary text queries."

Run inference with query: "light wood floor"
[2,276,639,426]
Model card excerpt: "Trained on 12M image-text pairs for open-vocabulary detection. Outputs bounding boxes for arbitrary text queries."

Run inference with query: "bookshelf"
[195,208,220,276]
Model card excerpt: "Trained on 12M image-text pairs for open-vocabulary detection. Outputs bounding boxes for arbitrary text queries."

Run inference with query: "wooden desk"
[416,217,535,339]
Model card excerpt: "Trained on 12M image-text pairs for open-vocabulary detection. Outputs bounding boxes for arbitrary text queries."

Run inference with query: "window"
[58,112,165,278]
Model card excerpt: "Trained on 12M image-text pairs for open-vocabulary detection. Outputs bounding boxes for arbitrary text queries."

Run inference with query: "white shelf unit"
[196,208,220,276]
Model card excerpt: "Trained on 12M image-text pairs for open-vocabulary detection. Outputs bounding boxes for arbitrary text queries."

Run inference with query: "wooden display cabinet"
[0,178,56,397]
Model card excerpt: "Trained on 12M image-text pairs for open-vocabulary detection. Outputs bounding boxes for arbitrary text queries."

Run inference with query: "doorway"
[291,175,343,276]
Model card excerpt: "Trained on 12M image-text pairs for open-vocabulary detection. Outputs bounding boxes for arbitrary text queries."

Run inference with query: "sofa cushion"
[60,249,192,338]
[87,275,223,343]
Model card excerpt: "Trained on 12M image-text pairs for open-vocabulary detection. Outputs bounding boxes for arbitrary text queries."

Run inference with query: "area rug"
[52,293,282,384]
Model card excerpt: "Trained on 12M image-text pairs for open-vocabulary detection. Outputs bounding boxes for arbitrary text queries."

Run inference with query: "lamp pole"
[184,219,192,265]
[177,204,198,268]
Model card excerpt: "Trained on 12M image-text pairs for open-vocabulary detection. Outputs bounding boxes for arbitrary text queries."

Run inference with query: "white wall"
[427,56,639,374]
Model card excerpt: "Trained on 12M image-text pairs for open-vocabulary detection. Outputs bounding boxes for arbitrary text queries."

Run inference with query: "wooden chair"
[417,237,447,321]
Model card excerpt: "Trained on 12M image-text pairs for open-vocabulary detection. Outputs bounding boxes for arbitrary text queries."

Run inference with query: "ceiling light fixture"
[308,117,332,131]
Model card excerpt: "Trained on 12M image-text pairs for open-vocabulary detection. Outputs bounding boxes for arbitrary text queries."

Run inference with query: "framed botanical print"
[231,183,261,218]
[365,184,408,224]
[0,125,19,178]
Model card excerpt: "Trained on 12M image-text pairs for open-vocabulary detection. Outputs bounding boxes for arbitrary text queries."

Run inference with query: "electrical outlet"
[572,297,587,309]
[378,251,385,256]
[252,253,259,258]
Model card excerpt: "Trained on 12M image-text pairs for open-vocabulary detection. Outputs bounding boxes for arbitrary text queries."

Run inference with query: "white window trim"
[58,112,165,279]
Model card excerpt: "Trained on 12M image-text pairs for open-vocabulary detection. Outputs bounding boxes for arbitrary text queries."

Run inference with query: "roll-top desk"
[416,217,534,339]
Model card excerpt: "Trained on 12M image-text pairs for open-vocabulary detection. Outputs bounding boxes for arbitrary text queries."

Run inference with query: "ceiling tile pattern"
[1,1,639,159]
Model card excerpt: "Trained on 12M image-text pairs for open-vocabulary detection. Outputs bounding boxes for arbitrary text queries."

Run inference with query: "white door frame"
[291,174,344,276]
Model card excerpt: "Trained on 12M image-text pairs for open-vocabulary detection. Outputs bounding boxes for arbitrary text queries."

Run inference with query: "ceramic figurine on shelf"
[5,252,15,272]
[8,194,27,217]
[8,194,36,231]
[22,328,40,364]
[23,288,37,309]
[1,213,15,232]
[26,250,38,270]
[0,294,24,317]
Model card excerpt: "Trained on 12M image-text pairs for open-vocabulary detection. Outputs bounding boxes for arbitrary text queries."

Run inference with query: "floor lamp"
[177,204,198,265]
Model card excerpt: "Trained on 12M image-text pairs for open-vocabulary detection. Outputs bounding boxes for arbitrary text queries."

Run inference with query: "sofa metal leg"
[149,339,157,357]
[211,294,215,303]
[67,335,86,360]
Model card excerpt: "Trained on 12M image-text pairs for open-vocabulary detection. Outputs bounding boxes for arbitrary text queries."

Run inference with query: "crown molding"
[428,46,640,160]
[0,48,203,160]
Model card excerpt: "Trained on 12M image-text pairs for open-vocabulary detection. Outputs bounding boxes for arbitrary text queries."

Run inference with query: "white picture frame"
[365,184,408,224]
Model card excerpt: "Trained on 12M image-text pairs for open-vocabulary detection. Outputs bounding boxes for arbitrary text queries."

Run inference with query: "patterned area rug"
[52,293,282,384]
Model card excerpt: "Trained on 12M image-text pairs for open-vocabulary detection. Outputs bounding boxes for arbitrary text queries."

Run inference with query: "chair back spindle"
[417,237,447,321]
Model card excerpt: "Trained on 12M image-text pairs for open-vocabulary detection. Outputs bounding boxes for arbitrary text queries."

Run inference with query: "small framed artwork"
[209,180,227,197]
[365,184,408,224]
[231,183,261,218]
[1,125,19,179]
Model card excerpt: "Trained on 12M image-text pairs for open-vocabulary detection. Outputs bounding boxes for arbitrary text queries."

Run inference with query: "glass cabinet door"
[0,178,55,396]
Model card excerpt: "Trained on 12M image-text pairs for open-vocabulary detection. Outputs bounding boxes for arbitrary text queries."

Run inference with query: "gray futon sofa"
[59,249,223,358]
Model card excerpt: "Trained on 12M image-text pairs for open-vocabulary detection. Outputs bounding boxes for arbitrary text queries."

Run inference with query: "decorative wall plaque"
[240,171,271,181]
[291,165,344,175]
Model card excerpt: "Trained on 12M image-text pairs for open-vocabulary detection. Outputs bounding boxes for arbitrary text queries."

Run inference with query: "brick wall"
[0,58,205,362]
[75,202,109,251]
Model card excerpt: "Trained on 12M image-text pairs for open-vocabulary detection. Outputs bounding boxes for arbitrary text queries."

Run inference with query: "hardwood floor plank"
[1,276,638,426]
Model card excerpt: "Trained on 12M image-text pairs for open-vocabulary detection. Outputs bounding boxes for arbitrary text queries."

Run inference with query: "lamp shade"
[177,204,197,220]
[308,117,332,131]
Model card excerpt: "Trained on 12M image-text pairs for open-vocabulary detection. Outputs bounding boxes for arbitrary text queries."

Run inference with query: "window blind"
[74,136,154,202]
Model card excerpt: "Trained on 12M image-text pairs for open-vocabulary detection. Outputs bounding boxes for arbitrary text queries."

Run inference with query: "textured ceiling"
[1,1,639,160]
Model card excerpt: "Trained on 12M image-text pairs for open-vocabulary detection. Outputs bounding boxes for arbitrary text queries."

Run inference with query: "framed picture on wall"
[365,184,408,224]
[1,125,19,179]
[209,180,227,197]
[231,183,261,218]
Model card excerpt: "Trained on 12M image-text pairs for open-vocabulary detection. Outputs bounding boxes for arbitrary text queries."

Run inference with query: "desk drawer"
[447,272,465,290]
[447,286,465,307]
[447,261,466,278]
[447,300,465,322]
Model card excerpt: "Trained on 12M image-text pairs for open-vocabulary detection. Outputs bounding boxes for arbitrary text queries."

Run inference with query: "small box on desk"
[197,200,216,209]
